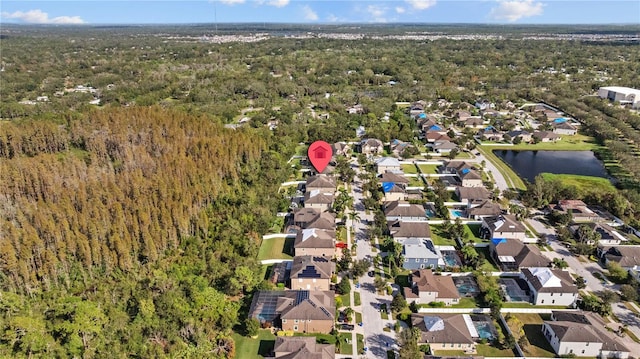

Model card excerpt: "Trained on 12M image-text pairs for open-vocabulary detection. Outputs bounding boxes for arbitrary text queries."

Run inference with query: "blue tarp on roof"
[429,125,442,131]
[382,182,395,193]
[418,113,427,118]
[491,238,507,245]
[461,168,470,174]
[553,118,567,123]
[485,125,495,130]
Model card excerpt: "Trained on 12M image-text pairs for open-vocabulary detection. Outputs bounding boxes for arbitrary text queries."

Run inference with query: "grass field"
[232,330,276,359]
[257,237,294,261]
[475,246,499,272]
[338,333,353,355]
[463,224,484,243]
[476,344,517,357]
[354,292,361,306]
[401,163,419,174]
[540,173,616,197]
[357,334,365,354]
[408,176,425,187]
[508,134,601,151]
[507,313,556,357]
[418,164,440,174]
[477,145,526,190]
[430,225,457,246]
[451,297,478,308]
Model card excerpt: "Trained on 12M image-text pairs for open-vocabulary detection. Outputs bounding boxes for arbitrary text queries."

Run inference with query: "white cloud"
[1,9,85,24]
[218,0,246,5]
[267,0,290,7]
[395,7,406,14]
[367,4,389,22]
[489,0,544,22]
[406,0,437,10]
[327,14,339,22]
[302,5,318,21]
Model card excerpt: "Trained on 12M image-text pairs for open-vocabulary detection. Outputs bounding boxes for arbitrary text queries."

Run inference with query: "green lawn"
[430,225,457,246]
[354,292,361,306]
[408,176,425,187]
[540,173,616,198]
[355,312,363,324]
[463,224,483,243]
[338,333,353,355]
[401,163,419,174]
[477,146,526,190]
[475,246,500,271]
[434,350,467,356]
[257,237,294,261]
[455,151,474,159]
[232,330,276,359]
[337,226,347,243]
[508,313,556,357]
[508,133,601,151]
[357,334,365,354]
[451,297,478,308]
[418,164,439,174]
[339,293,351,308]
[476,344,516,357]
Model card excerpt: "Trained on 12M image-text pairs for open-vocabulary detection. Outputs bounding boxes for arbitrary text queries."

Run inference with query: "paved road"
[349,163,397,359]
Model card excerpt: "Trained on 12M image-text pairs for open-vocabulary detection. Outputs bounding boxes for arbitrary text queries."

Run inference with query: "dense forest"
[1,24,640,357]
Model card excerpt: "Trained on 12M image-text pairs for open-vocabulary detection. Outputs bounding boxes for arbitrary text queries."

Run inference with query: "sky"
[1,1,639,25]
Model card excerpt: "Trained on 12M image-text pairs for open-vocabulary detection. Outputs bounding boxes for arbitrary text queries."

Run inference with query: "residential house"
[533,131,561,143]
[274,336,335,359]
[418,117,436,131]
[456,187,491,207]
[347,104,364,114]
[506,130,532,143]
[460,117,485,129]
[430,140,458,155]
[402,238,442,270]
[481,214,527,240]
[384,201,426,221]
[597,245,640,270]
[293,208,336,230]
[410,101,426,117]
[522,267,578,306]
[279,291,336,334]
[550,200,601,223]
[305,175,337,194]
[375,157,402,175]
[542,311,630,358]
[412,314,477,353]
[304,190,334,211]
[294,228,336,257]
[552,122,578,135]
[331,142,351,156]
[424,124,448,135]
[425,132,452,143]
[478,126,503,142]
[440,161,483,187]
[380,171,409,201]
[467,200,502,220]
[489,238,551,271]
[359,138,384,156]
[455,110,472,122]
[570,222,626,245]
[390,139,416,158]
[475,99,493,111]
[387,220,432,244]
[289,256,335,291]
[404,269,460,305]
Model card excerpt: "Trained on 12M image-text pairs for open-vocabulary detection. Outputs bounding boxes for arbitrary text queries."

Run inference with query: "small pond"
[494,150,608,182]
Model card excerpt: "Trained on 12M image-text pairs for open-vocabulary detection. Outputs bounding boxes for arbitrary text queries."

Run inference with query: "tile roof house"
[404,269,460,305]
[551,200,601,223]
[522,268,578,306]
[375,157,402,174]
[294,228,336,258]
[425,132,452,143]
[379,171,410,184]
[441,161,483,187]
[597,245,640,270]
[331,142,351,157]
[552,121,578,135]
[278,291,336,334]
[571,222,626,246]
[533,131,561,143]
[506,130,532,143]
[293,208,336,230]
[490,238,551,271]
[478,126,503,142]
[384,201,427,221]
[289,256,335,291]
[411,313,478,353]
[456,187,491,206]
[467,200,502,220]
[387,220,432,243]
[390,139,416,158]
[305,175,337,193]
[459,116,485,129]
[402,238,442,270]
[481,214,526,240]
[274,336,335,359]
[455,110,472,122]
[542,311,630,358]
[359,138,384,156]
[430,140,458,155]
[304,190,334,211]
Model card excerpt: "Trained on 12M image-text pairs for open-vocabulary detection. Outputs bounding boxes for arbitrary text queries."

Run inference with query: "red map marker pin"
[308,141,332,173]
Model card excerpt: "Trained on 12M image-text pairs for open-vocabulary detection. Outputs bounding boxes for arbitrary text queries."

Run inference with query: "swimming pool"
[474,321,495,340]
[454,276,479,296]
[449,209,465,218]
[441,251,461,267]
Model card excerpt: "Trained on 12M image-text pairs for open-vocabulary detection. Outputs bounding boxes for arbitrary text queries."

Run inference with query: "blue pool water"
[450,210,465,218]
[474,322,495,340]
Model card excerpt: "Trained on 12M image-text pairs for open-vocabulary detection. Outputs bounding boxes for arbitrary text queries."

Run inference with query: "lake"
[493,150,608,182]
